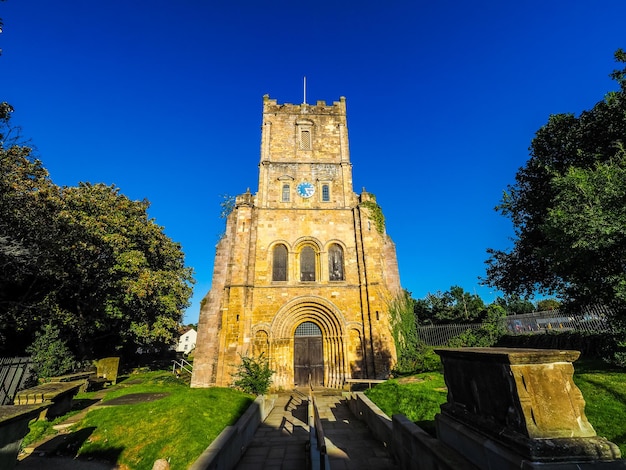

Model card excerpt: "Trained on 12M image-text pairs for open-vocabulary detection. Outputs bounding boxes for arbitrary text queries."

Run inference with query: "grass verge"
[573,360,626,456]
[23,370,254,470]
[364,373,447,435]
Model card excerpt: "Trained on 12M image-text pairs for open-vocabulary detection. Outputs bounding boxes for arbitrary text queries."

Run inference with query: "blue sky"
[2,1,625,324]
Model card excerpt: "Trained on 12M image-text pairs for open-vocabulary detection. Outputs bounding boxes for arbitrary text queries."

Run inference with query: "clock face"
[297,181,315,198]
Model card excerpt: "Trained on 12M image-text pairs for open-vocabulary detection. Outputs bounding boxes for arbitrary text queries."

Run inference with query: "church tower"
[191,95,401,389]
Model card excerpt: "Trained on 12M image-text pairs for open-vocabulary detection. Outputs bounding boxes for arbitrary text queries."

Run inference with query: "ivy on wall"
[360,200,385,234]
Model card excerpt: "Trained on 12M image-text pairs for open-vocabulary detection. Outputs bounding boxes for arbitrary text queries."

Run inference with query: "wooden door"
[294,336,323,387]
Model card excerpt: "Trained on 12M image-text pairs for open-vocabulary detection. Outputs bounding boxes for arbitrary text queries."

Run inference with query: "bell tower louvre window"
[299,129,312,150]
[296,119,314,151]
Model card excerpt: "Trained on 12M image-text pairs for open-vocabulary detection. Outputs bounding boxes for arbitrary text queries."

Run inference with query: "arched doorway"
[270,296,347,389]
[294,321,323,387]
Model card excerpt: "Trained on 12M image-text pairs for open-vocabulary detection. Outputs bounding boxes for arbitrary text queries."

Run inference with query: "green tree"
[416,286,486,325]
[0,105,60,350]
[26,322,78,378]
[540,151,626,320]
[485,50,626,320]
[536,298,561,311]
[47,183,195,357]
[0,107,194,357]
[448,304,506,347]
[494,294,536,315]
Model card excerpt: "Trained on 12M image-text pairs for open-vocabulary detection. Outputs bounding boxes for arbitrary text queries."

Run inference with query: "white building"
[176,328,197,355]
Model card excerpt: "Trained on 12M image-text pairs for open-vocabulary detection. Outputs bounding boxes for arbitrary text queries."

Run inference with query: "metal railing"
[417,306,613,347]
[308,379,330,470]
[172,358,193,376]
[502,306,610,334]
[416,323,483,347]
[0,357,34,405]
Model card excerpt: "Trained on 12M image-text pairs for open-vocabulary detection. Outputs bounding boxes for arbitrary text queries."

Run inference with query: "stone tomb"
[0,404,49,470]
[434,347,624,469]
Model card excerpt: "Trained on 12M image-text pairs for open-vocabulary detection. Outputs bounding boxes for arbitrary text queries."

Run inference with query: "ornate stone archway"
[267,296,347,388]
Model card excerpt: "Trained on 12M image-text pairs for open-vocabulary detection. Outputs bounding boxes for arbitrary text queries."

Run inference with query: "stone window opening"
[300,245,317,281]
[282,183,290,202]
[328,244,345,281]
[299,129,312,150]
[321,184,330,202]
[272,244,288,281]
[295,322,322,337]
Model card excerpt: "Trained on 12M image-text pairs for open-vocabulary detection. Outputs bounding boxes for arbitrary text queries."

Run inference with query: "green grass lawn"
[365,362,626,457]
[364,373,447,435]
[573,360,626,456]
[23,370,254,470]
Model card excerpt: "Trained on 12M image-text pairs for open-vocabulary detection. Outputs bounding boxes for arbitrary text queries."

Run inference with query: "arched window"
[272,244,288,281]
[295,322,322,337]
[321,184,330,202]
[328,244,344,281]
[300,246,316,281]
[282,184,290,202]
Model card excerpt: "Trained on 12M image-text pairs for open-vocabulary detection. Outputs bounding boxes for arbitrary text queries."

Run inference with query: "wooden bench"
[343,378,386,391]
[13,381,84,420]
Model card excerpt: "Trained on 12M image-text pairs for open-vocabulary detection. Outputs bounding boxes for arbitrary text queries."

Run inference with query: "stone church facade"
[191,95,401,390]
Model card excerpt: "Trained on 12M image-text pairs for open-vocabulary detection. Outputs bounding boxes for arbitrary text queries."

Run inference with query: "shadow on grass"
[58,427,122,464]
[71,398,101,412]
[32,426,122,465]
[229,397,255,425]
[575,358,625,374]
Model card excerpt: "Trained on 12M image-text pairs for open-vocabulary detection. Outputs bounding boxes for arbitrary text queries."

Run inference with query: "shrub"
[232,353,274,395]
[389,290,422,375]
[602,333,626,368]
[392,344,441,376]
[496,330,626,366]
[448,304,506,347]
[26,323,77,378]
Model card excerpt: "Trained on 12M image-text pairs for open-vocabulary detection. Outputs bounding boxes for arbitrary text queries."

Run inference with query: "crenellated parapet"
[263,94,346,116]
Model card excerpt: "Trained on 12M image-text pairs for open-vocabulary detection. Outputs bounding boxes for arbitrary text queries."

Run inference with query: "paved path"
[235,389,398,470]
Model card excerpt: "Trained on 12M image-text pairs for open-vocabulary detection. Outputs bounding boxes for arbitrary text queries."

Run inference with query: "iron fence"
[417,306,613,347]
[0,356,34,405]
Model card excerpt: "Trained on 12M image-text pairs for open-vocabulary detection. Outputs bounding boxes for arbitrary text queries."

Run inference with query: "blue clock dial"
[297,182,315,198]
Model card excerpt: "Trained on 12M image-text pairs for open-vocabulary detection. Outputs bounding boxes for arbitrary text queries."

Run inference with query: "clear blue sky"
[2,1,625,324]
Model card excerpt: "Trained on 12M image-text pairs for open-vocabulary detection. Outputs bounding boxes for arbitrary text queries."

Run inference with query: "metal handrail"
[172,358,193,375]
[308,378,330,469]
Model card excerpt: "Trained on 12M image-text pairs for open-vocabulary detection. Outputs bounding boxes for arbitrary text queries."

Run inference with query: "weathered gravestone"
[0,404,49,470]
[434,348,624,469]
